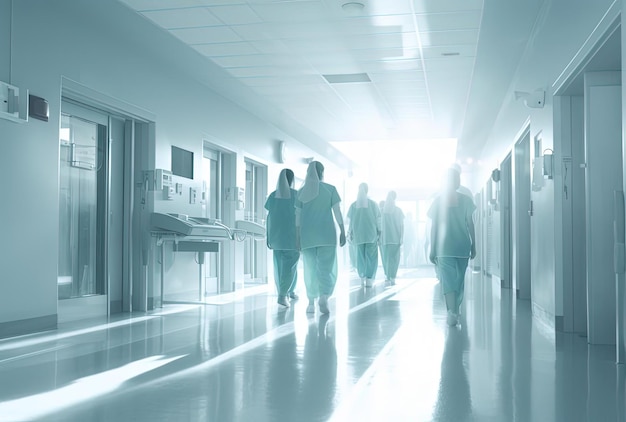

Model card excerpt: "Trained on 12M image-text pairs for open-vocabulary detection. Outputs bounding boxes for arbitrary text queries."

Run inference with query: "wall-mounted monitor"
[172,146,194,179]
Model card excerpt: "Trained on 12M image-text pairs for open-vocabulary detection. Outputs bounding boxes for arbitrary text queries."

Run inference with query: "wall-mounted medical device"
[155,169,174,200]
[226,187,245,210]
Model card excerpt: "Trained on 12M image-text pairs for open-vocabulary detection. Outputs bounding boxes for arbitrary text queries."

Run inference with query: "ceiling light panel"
[323,73,371,84]
[140,8,221,29]
[169,26,242,44]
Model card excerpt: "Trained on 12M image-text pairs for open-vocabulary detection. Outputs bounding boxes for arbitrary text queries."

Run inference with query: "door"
[513,130,532,300]
[500,154,513,289]
[58,101,129,321]
[243,160,267,285]
[584,71,622,345]
[202,146,222,296]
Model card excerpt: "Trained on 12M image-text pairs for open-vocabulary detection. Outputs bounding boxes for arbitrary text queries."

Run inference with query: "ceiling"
[117,0,545,167]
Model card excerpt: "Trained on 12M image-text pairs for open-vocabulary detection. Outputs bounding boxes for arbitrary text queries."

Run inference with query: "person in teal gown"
[347,183,380,287]
[265,169,299,308]
[428,167,476,326]
[381,190,404,286]
[295,161,346,314]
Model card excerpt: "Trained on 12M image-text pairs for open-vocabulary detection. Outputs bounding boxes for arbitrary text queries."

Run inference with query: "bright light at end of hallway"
[331,139,457,191]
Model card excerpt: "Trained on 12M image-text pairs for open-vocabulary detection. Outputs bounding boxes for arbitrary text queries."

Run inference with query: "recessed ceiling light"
[323,73,371,84]
[342,2,365,15]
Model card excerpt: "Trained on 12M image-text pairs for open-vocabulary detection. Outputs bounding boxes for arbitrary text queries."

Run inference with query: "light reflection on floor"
[0,266,624,422]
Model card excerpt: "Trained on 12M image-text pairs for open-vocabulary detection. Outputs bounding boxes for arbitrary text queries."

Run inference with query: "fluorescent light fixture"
[323,73,371,84]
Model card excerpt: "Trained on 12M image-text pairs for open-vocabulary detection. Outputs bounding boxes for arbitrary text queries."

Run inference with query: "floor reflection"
[432,328,473,421]
[1,268,625,421]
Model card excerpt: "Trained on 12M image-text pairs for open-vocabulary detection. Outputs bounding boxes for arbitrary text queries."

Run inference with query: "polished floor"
[1,267,625,422]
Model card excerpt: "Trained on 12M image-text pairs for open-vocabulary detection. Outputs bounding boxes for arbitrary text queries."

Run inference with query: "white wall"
[0,0,338,332]
[473,0,617,324]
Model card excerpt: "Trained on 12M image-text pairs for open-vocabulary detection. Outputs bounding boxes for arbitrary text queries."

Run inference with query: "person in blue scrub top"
[295,161,346,314]
[381,190,404,286]
[265,169,300,308]
[428,167,476,326]
[347,183,381,287]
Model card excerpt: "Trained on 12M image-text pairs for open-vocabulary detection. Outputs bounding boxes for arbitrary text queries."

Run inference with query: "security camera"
[514,89,545,109]
[524,90,545,108]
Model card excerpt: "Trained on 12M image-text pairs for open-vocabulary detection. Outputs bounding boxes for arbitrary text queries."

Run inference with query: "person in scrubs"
[428,167,476,326]
[265,169,299,308]
[295,161,346,314]
[381,190,404,286]
[347,183,381,287]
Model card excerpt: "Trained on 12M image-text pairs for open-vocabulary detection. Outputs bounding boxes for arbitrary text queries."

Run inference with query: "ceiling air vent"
[322,73,371,84]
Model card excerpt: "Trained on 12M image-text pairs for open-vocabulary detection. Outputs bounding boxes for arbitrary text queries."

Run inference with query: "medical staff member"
[428,167,476,326]
[296,161,346,314]
[381,190,404,286]
[265,169,299,308]
[347,183,380,287]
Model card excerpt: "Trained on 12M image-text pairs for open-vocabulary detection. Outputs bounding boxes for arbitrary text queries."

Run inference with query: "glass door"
[202,146,222,296]
[244,160,267,285]
[58,112,107,301]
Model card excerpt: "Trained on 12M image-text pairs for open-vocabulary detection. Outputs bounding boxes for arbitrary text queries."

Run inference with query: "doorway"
[513,128,532,300]
[243,159,268,285]
[553,18,622,350]
[57,100,133,322]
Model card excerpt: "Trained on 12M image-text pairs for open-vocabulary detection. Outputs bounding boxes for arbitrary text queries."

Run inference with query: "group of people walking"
[265,161,345,314]
[347,184,405,287]
[265,161,476,327]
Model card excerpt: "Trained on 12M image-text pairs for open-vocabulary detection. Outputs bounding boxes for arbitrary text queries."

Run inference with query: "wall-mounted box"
[0,81,28,123]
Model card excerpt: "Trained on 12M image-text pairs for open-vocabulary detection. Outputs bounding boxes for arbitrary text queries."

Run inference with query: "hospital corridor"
[2,0,626,421]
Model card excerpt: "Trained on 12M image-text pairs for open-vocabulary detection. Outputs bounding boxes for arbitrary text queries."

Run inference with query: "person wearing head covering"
[428,167,476,326]
[295,161,346,314]
[381,190,404,286]
[450,163,474,199]
[347,183,381,287]
[265,169,300,308]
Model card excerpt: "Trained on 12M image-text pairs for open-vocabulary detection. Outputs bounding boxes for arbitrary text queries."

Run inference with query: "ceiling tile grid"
[117,0,487,145]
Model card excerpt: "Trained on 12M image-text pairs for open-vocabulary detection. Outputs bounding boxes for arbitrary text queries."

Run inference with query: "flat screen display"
[172,146,193,179]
